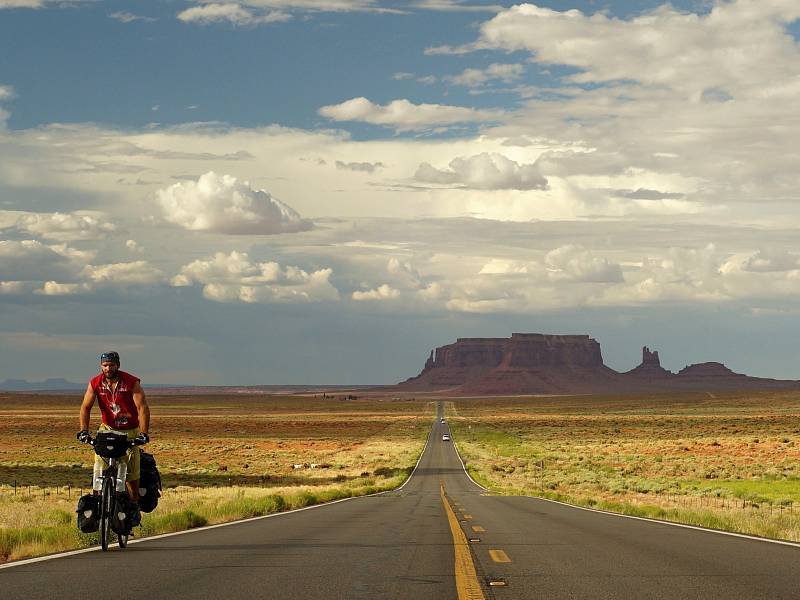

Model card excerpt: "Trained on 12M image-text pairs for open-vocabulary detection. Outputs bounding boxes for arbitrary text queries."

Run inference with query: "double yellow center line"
[440,484,486,600]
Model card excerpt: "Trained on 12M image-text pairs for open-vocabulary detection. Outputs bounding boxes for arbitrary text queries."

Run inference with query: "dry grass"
[448,390,800,542]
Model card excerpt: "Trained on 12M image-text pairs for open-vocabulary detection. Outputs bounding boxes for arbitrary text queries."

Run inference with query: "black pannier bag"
[111,493,135,534]
[76,494,100,533]
[138,451,161,513]
[94,431,130,459]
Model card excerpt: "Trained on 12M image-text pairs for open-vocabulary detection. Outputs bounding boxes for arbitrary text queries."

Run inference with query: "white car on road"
[442,434,450,441]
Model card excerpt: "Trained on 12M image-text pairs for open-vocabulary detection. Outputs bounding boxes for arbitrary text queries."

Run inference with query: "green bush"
[143,509,208,533]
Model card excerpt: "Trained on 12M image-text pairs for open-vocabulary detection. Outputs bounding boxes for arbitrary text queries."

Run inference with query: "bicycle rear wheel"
[100,478,114,551]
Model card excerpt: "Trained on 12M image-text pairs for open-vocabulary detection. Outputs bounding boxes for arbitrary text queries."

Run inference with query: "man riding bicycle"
[77,351,150,521]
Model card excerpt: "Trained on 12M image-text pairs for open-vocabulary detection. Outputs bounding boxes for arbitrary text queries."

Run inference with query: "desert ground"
[2,389,799,562]
[0,392,432,562]
[447,390,800,541]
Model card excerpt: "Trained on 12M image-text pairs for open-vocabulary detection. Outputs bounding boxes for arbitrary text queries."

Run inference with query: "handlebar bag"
[94,431,130,459]
[138,451,162,513]
[76,494,100,533]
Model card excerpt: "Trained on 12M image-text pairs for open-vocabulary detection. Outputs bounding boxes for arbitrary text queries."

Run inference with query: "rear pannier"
[76,494,100,533]
[138,451,162,513]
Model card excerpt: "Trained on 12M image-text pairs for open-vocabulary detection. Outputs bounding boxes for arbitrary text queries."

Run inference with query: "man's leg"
[126,480,140,503]
[92,454,106,495]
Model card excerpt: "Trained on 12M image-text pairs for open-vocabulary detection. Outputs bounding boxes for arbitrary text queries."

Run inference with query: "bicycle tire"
[100,477,114,551]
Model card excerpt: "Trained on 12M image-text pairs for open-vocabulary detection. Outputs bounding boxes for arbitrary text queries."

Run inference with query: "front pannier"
[138,451,161,513]
[93,431,130,459]
[111,493,135,534]
[76,494,100,533]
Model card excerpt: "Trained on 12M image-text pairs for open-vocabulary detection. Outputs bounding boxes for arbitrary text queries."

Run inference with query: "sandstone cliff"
[398,334,800,395]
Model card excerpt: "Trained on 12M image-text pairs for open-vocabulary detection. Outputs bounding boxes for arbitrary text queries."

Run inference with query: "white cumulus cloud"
[157,171,311,234]
[467,2,800,95]
[0,239,92,281]
[14,211,116,241]
[126,239,144,254]
[352,284,400,301]
[172,250,339,303]
[0,281,26,295]
[109,11,156,23]
[737,249,800,273]
[545,245,623,283]
[177,3,290,26]
[36,281,91,296]
[82,261,165,286]
[0,0,43,7]
[414,152,547,190]
[318,97,500,130]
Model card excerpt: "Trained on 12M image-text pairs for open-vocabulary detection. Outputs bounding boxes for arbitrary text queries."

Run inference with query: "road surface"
[2,402,798,599]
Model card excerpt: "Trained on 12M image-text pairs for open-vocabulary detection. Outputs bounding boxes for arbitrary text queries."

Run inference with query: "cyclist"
[76,351,150,522]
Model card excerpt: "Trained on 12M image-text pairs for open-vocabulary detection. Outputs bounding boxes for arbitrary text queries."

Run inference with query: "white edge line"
[0,415,437,570]
[450,438,488,492]
[532,496,800,549]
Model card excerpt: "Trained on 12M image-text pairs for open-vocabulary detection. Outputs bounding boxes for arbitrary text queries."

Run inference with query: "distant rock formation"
[0,378,83,391]
[624,346,673,380]
[397,334,800,395]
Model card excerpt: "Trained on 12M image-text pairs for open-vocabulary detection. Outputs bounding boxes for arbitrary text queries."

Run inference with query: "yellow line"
[441,485,486,600]
[471,526,485,532]
[489,549,511,563]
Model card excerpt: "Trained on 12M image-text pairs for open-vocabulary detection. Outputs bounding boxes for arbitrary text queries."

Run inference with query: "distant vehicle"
[440,418,445,424]
[442,434,450,441]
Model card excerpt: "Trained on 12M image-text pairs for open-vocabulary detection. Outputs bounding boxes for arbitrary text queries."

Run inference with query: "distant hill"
[396,333,800,395]
[0,378,83,391]
[0,380,374,394]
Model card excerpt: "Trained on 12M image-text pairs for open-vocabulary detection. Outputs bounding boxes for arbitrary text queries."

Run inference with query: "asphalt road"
[2,402,799,599]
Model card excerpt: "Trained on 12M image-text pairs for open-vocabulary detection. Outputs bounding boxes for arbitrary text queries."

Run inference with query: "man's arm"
[79,383,96,431]
[132,381,149,435]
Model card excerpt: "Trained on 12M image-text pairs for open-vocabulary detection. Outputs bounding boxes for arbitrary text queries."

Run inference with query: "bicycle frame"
[89,437,141,551]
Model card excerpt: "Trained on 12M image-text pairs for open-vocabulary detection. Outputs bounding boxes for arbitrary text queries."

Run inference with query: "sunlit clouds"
[157,172,312,234]
[2,0,800,382]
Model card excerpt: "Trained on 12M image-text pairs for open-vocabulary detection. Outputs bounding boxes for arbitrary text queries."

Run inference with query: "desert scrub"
[0,392,432,562]
[448,391,800,542]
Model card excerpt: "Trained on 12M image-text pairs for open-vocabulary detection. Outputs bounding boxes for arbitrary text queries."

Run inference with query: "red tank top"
[89,371,141,430]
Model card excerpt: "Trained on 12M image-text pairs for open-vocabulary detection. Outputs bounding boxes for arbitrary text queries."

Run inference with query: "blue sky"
[2,0,800,385]
[2,0,709,132]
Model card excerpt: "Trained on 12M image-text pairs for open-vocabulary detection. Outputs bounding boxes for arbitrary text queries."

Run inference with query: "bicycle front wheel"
[100,477,114,551]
